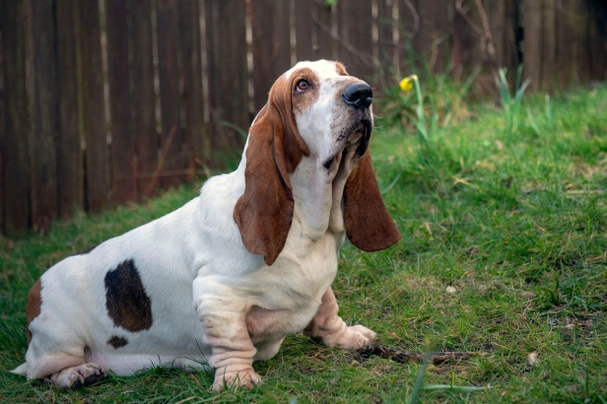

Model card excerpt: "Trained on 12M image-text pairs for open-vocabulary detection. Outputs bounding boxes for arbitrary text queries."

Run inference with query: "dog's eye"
[295,79,309,92]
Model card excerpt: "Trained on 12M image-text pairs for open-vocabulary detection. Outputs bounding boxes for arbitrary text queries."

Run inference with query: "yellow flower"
[399,75,418,92]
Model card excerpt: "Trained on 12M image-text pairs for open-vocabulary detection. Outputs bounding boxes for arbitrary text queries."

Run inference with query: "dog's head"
[234,60,401,265]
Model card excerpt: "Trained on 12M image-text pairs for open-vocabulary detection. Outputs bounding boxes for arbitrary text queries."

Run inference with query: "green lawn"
[1,85,606,403]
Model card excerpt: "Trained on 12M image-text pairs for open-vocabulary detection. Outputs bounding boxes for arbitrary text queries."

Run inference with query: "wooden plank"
[415,0,450,72]
[0,0,30,235]
[399,0,421,73]
[541,0,557,92]
[129,0,157,194]
[0,0,3,234]
[251,0,292,112]
[588,1,607,81]
[377,0,396,68]
[484,0,519,72]
[178,0,208,176]
[336,0,374,80]
[29,0,58,233]
[313,0,334,60]
[105,0,136,203]
[205,0,248,164]
[78,0,109,212]
[56,0,83,218]
[575,0,591,85]
[523,0,542,91]
[502,0,520,70]
[556,0,576,89]
[156,0,184,189]
[295,0,314,62]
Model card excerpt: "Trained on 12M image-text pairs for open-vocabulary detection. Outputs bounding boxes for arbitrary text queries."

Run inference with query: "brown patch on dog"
[104,259,153,332]
[335,62,348,76]
[292,68,320,115]
[234,71,311,266]
[26,279,43,344]
[107,336,128,349]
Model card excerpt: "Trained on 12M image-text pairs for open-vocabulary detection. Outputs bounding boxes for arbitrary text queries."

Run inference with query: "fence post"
[130,0,158,195]
[336,0,374,80]
[0,0,30,235]
[106,0,137,203]
[56,0,84,219]
[251,0,292,113]
[156,0,185,189]
[78,0,109,213]
[29,0,59,233]
[179,0,208,178]
[205,0,248,164]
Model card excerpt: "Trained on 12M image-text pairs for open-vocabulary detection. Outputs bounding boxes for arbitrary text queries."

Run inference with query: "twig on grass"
[357,344,487,365]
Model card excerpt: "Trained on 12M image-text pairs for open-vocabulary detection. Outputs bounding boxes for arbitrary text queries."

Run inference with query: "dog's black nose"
[342,82,373,109]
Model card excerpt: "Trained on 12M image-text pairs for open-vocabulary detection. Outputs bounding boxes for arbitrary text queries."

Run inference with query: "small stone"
[446,286,457,294]
[527,352,539,366]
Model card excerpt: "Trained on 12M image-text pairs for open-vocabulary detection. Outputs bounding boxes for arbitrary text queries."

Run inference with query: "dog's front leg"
[194,280,260,391]
[304,287,376,349]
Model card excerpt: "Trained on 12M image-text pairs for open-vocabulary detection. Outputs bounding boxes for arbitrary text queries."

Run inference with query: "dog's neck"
[290,143,361,241]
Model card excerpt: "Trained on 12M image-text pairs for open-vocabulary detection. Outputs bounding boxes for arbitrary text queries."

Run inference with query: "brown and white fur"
[12,60,401,391]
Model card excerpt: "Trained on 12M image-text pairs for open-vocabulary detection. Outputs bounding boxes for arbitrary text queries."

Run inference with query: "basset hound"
[12,60,401,391]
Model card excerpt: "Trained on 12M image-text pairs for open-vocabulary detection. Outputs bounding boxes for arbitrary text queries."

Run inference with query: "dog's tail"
[11,362,28,377]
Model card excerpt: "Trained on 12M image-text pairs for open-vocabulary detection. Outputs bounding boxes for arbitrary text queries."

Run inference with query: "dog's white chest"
[243,228,342,341]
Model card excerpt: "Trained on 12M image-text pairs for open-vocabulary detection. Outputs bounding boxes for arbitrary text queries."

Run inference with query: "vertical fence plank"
[502,0,520,71]
[0,0,30,235]
[29,0,58,233]
[398,0,421,72]
[336,0,374,79]
[523,0,542,91]
[179,0,208,176]
[0,0,3,234]
[106,0,136,203]
[295,0,314,62]
[541,0,557,91]
[415,0,450,72]
[56,0,83,218]
[588,1,607,81]
[377,0,396,69]
[130,0,157,194]
[575,0,592,85]
[79,0,109,212]
[205,0,248,163]
[313,0,334,60]
[251,0,292,112]
[556,1,573,89]
[156,0,184,188]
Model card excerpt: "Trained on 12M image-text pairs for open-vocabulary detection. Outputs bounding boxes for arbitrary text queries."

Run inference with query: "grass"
[2,84,607,403]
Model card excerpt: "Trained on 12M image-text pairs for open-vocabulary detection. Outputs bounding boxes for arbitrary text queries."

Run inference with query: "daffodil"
[399,74,418,92]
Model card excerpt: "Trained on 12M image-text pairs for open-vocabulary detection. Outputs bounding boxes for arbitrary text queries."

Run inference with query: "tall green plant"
[495,66,530,144]
[399,74,453,151]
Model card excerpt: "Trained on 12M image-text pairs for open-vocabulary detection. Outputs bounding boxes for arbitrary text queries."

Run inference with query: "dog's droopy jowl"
[12,60,401,391]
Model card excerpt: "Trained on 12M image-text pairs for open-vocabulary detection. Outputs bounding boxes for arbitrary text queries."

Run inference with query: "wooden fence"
[1,0,606,236]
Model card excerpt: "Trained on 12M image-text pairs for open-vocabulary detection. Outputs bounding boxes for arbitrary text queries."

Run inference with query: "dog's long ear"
[234,78,309,266]
[343,151,401,251]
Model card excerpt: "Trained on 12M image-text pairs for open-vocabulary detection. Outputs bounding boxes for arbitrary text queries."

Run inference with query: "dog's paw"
[326,325,377,349]
[49,363,107,389]
[212,369,262,392]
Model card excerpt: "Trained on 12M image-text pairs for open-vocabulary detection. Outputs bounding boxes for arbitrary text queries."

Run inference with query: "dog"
[12,59,401,391]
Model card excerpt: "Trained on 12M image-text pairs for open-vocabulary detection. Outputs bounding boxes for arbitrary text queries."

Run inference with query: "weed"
[495,66,530,145]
